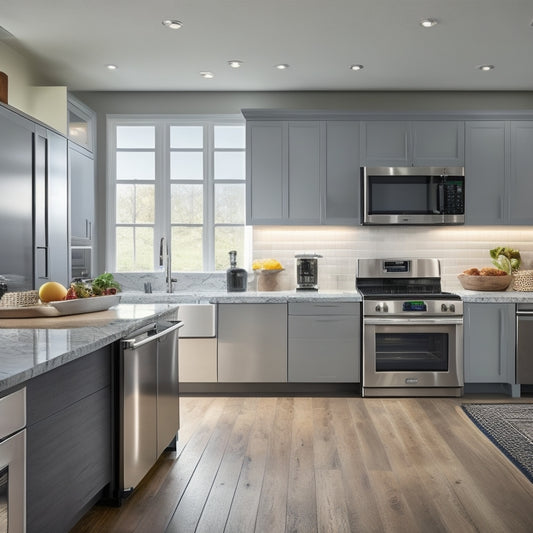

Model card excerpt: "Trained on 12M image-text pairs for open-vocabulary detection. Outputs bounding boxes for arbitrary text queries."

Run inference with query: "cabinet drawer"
[289,315,358,339]
[288,302,360,316]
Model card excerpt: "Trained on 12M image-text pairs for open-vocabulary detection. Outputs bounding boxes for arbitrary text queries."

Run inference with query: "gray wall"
[72,90,533,272]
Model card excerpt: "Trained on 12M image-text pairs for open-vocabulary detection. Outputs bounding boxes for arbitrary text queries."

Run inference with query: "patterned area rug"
[462,403,533,483]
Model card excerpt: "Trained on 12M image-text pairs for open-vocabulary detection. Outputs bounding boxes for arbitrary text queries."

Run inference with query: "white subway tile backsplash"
[253,225,533,292]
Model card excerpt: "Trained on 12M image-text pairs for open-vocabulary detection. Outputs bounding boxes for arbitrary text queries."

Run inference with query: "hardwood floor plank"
[315,469,351,533]
[223,397,277,533]
[254,397,294,533]
[286,397,317,533]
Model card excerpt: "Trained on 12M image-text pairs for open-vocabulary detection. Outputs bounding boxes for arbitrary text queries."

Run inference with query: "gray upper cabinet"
[287,121,323,223]
[464,303,515,384]
[361,120,464,167]
[465,121,508,225]
[246,118,360,225]
[510,121,533,225]
[465,120,533,225]
[325,121,361,224]
[69,143,95,245]
[246,121,286,223]
[246,120,323,224]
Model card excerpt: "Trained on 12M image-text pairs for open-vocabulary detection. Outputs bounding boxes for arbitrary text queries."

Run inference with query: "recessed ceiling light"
[420,18,438,28]
[349,64,364,71]
[275,64,289,70]
[228,60,243,68]
[162,19,183,29]
[477,64,495,71]
[106,64,117,70]
[200,71,214,79]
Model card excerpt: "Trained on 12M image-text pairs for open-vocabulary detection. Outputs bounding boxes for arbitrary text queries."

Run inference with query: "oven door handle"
[364,317,463,326]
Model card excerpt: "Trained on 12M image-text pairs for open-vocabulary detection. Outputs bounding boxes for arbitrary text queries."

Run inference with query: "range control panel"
[364,299,463,317]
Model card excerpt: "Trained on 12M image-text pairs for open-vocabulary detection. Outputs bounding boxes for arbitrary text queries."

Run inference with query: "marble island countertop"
[0,303,180,394]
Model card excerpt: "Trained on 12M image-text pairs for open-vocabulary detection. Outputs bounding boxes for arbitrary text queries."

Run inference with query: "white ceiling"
[1,0,533,92]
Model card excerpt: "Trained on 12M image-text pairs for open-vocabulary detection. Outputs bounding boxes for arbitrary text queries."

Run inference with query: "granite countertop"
[0,303,180,394]
[455,289,533,303]
[120,289,363,304]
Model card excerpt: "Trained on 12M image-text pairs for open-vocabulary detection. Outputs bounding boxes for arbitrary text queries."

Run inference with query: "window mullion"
[154,122,169,269]
[204,122,214,271]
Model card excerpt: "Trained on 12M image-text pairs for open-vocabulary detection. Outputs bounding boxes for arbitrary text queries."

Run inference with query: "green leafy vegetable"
[91,273,121,295]
[489,246,521,273]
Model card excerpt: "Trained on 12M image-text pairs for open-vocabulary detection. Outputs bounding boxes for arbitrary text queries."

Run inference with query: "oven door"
[363,317,463,394]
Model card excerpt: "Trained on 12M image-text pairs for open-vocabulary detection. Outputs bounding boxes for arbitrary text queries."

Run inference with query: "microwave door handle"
[428,176,440,214]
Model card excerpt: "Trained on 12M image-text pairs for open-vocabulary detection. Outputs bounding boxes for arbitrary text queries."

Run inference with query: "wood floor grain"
[71,396,533,533]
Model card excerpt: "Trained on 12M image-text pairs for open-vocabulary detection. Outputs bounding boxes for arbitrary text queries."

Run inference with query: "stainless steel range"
[356,258,463,397]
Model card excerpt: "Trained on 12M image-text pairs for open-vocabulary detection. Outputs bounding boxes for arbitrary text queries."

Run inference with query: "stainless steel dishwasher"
[119,319,183,497]
[516,303,533,384]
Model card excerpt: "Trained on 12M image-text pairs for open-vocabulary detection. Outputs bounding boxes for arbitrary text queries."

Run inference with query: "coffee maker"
[295,253,322,291]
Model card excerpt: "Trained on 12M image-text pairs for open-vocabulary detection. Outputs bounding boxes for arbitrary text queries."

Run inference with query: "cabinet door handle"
[36,245,49,279]
[498,310,504,376]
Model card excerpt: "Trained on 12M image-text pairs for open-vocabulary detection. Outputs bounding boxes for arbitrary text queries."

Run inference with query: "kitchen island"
[0,302,180,533]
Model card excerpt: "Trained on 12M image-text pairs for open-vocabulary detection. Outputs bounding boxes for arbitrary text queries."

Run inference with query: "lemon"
[39,281,68,303]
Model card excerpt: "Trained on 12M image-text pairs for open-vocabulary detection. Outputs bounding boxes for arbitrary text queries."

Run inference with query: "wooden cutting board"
[0,309,119,329]
[0,72,7,104]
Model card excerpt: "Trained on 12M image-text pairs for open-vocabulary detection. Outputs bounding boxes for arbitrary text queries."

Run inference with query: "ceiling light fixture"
[228,60,243,68]
[200,71,214,79]
[349,64,364,71]
[275,64,289,70]
[162,19,183,29]
[420,18,438,28]
[106,64,118,70]
[477,64,495,71]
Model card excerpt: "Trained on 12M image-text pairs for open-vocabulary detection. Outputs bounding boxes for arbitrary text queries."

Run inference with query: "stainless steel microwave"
[362,166,465,225]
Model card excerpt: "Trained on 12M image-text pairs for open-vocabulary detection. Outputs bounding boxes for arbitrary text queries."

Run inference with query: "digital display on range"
[402,301,427,312]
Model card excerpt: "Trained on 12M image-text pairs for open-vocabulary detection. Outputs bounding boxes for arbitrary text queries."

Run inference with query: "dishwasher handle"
[122,321,183,350]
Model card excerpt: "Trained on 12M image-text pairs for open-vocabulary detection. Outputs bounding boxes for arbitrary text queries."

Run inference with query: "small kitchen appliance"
[295,253,322,291]
[226,250,247,292]
[362,166,465,225]
[356,258,463,397]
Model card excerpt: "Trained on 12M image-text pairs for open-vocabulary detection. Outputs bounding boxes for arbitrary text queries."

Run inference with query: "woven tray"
[0,290,39,307]
[512,270,533,292]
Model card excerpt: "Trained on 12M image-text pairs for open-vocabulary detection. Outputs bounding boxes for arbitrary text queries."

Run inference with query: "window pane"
[214,152,245,180]
[171,184,203,224]
[117,126,155,148]
[116,184,155,224]
[170,152,203,180]
[171,226,203,271]
[214,125,245,148]
[215,183,245,224]
[117,152,155,180]
[214,226,245,271]
[116,226,154,271]
[170,126,203,149]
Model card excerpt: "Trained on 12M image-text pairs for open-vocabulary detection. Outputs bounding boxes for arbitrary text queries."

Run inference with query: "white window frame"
[106,114,248,272]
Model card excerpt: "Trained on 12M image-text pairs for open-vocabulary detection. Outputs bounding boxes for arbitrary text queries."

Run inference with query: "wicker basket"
[512,270,533,292]
[0,290,40,307]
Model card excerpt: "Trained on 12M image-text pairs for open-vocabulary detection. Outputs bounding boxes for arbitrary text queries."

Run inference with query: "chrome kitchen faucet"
[159,237,177,293]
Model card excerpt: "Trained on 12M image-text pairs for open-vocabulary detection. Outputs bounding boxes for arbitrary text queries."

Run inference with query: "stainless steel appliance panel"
[0,108,34,292]
[0,388,26,533]
[516,305,533,384]
[156,323,180,457]
[122,324,158,492]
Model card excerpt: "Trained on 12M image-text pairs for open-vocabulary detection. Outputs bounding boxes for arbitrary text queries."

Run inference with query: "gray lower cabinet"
[464,303,515,383]
[26,346,112,533]
[218,303,287,382]
[288,302,360,382]
[361,120,464,166]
